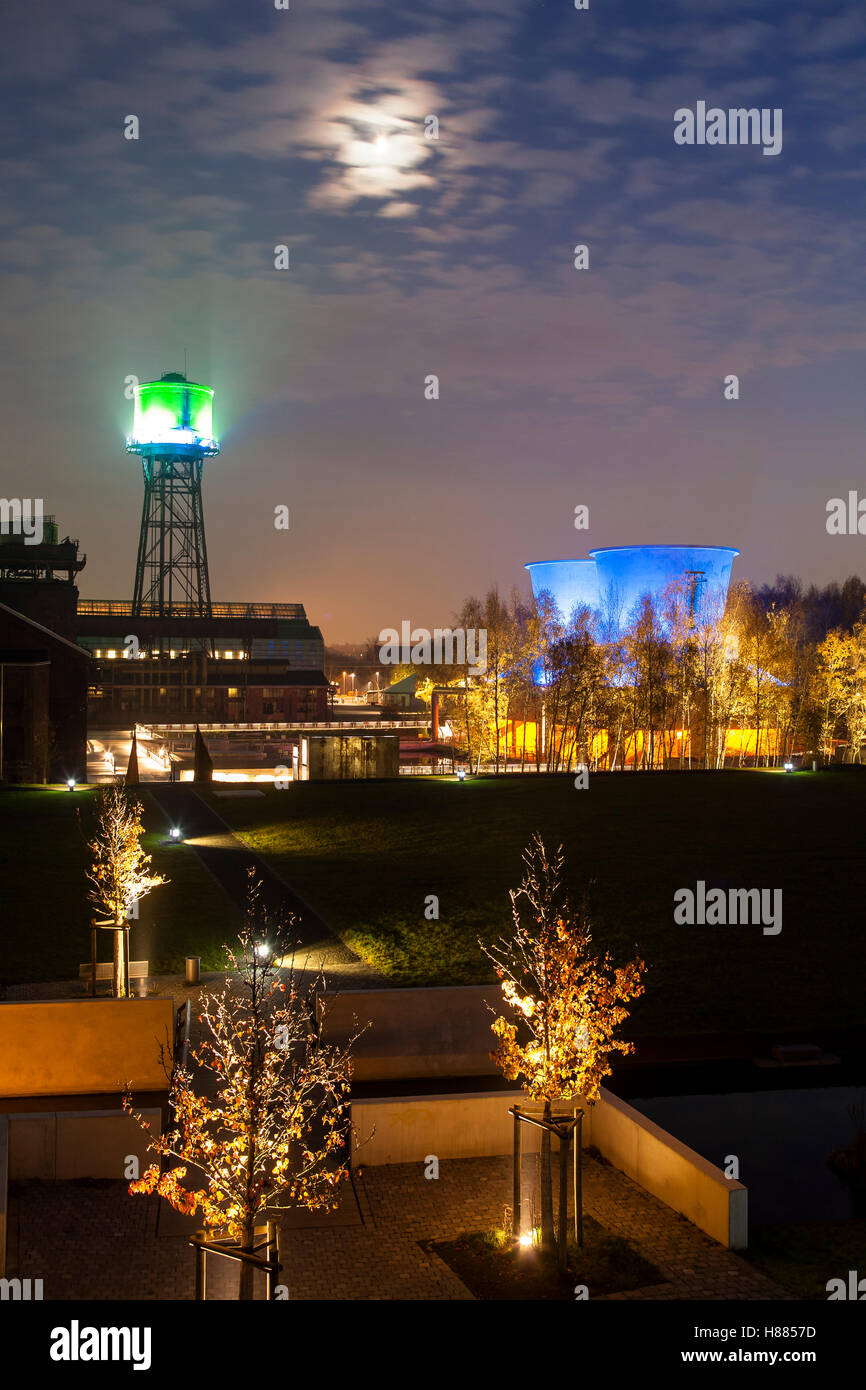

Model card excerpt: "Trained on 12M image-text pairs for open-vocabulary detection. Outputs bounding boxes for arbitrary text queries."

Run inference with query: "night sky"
[2,0,866,641]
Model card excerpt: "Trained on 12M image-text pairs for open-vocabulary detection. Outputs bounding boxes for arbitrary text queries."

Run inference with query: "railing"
[174,999,192,1072]
[138,719,429,735]
[78,600,306,619]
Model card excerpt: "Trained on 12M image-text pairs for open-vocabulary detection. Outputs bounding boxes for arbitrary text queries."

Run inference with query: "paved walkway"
[6,1155,790,1301]
[149,784,389,982]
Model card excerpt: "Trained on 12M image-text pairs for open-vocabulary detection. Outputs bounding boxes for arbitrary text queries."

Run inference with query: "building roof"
[383,673,418,695]
[0,602,91,661]
[0,648,51,664]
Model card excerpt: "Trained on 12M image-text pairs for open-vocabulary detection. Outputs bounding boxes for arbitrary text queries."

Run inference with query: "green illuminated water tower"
[126,372,219,620]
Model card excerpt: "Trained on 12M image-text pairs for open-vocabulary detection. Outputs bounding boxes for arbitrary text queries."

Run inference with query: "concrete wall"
[351,1088,747,1249]
[352,1090,543,1164]
[0,999,175,1098]
[0,1109,162,1276]
[591,1089,747,1248]
[6,1108,163,1181]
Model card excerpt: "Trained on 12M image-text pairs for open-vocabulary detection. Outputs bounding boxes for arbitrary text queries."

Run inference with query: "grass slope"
[206,769,866,1038]
[0,785,242,984]
[745,1219,866,1300]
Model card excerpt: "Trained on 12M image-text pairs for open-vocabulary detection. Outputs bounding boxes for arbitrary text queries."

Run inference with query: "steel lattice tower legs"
[131,453,212,620]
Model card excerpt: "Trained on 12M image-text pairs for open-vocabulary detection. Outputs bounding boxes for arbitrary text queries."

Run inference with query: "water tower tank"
[127,372,218,455]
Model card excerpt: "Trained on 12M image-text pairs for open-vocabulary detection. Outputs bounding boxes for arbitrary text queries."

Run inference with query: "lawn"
[0,785,242,985]
[204,769,866,1038]
[744,1219,866,1300]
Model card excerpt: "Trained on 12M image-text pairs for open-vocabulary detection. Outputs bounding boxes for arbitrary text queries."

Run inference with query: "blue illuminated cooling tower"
[525,546,739,635]
[590,546,739,630]
[524,560,599,621]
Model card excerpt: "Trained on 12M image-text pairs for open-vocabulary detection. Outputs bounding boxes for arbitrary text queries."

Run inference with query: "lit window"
[228,687,240,699]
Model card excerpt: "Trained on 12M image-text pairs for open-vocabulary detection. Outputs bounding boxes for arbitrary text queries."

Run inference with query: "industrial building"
[0,603,89,783]
[0,518,90,782]
[78,601,328,724]
[294,730,400,781]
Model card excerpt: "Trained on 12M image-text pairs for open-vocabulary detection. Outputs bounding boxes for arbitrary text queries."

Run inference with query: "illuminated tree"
[82,786,167,997]
[124,872,363,1299]
[84,785,167,927]
[481,834,645,1256]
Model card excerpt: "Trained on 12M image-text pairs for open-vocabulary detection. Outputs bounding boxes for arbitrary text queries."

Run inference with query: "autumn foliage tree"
[124,872,363,1299]
[481,834,646,1256]
[84,785,167,926]
[82,786,167,997]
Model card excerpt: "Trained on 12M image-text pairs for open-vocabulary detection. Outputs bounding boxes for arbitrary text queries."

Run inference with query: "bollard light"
[67,778,76,790]
[783,762,794,773]
[457,769,466,782]
[170,827,182,840]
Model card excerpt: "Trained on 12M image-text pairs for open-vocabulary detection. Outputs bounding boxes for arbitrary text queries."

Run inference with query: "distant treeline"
[754,575,866,643]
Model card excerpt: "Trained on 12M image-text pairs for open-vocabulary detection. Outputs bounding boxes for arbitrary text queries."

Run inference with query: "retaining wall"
[0,998,175,1098]
[351,1087,746,1248]
[0,1108,163,1276]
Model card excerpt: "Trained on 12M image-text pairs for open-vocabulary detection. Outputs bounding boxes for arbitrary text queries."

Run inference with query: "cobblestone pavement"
[6,1155,791,1302]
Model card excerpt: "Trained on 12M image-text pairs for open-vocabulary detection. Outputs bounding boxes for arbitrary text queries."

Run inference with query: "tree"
[124,873,363,1299]
[82,786,167,996]
[84,786,167,926]
[624,595,673,769]
[816,628,850,761]
[481,835,646,1257]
